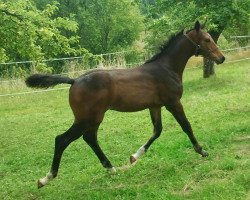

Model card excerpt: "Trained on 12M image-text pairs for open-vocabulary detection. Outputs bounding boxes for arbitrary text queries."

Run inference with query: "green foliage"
[0,0,87,76]
[224,0,250,43]
[78,0,144,54]
[33,0,144,54]
[147,0,250,47]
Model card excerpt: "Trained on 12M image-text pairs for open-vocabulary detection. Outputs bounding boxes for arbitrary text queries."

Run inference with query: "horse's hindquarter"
[69,71,114,122]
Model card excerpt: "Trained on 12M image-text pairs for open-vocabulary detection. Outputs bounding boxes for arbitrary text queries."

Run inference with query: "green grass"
[0,61,249,200]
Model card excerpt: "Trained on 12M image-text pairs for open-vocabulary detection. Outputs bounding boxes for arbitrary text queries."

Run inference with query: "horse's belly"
[109,103,158,112]
[110,90,162,112]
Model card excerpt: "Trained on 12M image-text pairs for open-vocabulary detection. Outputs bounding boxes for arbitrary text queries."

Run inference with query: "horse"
[25,21,225,188]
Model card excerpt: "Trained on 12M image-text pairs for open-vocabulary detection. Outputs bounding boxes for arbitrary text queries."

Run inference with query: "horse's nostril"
[221,56,225,63]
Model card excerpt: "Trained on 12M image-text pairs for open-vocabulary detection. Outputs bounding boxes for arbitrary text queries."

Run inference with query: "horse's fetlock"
[194,145,202,153]
[51,171,58,178]
[102,160,112,169]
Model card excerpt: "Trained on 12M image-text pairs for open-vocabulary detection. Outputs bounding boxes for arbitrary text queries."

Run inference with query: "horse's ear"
[195,20,201,32]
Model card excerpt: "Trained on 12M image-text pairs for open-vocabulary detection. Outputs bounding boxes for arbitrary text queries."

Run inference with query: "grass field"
[0,60,249,200]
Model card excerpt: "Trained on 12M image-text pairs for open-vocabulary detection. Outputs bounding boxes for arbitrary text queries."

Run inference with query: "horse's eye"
[205,38,210,43]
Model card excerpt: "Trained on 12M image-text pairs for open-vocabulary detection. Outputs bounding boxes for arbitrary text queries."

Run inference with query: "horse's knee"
[55,135,63,146]
[55,134,67,146]
[55,124,84,146]
[157,124,163,134]
[54,134,72,152]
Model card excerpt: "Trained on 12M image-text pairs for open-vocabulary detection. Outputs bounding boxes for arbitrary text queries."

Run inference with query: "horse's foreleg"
[130,107,162,164]
[83,123,116,174]
[37,123,84,188]
[166,101,209,157]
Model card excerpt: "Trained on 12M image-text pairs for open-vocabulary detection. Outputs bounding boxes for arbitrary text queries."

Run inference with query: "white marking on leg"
[107,167,116,174]
[38,172,54,186]
[132,146,146,160]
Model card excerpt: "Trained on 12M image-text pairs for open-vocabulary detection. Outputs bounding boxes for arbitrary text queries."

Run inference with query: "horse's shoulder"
[142,65,183,98]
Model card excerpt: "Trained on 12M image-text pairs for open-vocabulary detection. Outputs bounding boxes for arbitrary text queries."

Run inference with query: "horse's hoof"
[130,155,137,164]
[37,180,44,189]
[194,146,209,157]
[201,150,209,157]
[107,167,116,175]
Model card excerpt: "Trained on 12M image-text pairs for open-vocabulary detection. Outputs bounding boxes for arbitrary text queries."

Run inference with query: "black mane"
[145,29,189,64]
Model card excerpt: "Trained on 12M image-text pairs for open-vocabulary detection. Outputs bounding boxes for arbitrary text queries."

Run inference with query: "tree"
[146,0,250,78]
[0,0,86,75]
[33,0,144,54]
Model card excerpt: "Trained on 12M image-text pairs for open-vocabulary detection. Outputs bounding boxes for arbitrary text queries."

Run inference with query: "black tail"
[25,74,75,88]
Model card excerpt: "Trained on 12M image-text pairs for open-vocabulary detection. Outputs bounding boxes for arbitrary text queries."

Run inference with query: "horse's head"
[185,21,225,64]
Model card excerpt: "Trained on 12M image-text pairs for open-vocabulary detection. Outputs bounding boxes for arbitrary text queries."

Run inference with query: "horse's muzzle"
[216,56,225,64]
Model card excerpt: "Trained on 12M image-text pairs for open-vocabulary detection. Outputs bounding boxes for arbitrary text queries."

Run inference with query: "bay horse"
[26,21,225,188]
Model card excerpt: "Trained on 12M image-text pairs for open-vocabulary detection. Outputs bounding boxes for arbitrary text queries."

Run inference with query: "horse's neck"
[159,37,194,78]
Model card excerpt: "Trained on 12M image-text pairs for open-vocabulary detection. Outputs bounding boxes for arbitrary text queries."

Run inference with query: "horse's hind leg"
[166,101,209,157]
[83,123,116,174]
[37,123,84,188]
[130,108,162,164]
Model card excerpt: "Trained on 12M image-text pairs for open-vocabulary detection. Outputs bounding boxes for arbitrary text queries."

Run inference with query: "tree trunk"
[203,57,215,78]
[203,30,221,78]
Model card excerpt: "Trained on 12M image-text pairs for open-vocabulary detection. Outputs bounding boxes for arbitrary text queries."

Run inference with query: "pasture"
[0,61,249,200]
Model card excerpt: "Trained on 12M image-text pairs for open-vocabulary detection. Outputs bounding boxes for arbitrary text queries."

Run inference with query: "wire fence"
[0,87,69,97]
[0,45,249,82]
[230,36,250,38]
[222,46,250,52]
[0,51,134,66]
[0,46,249,67]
